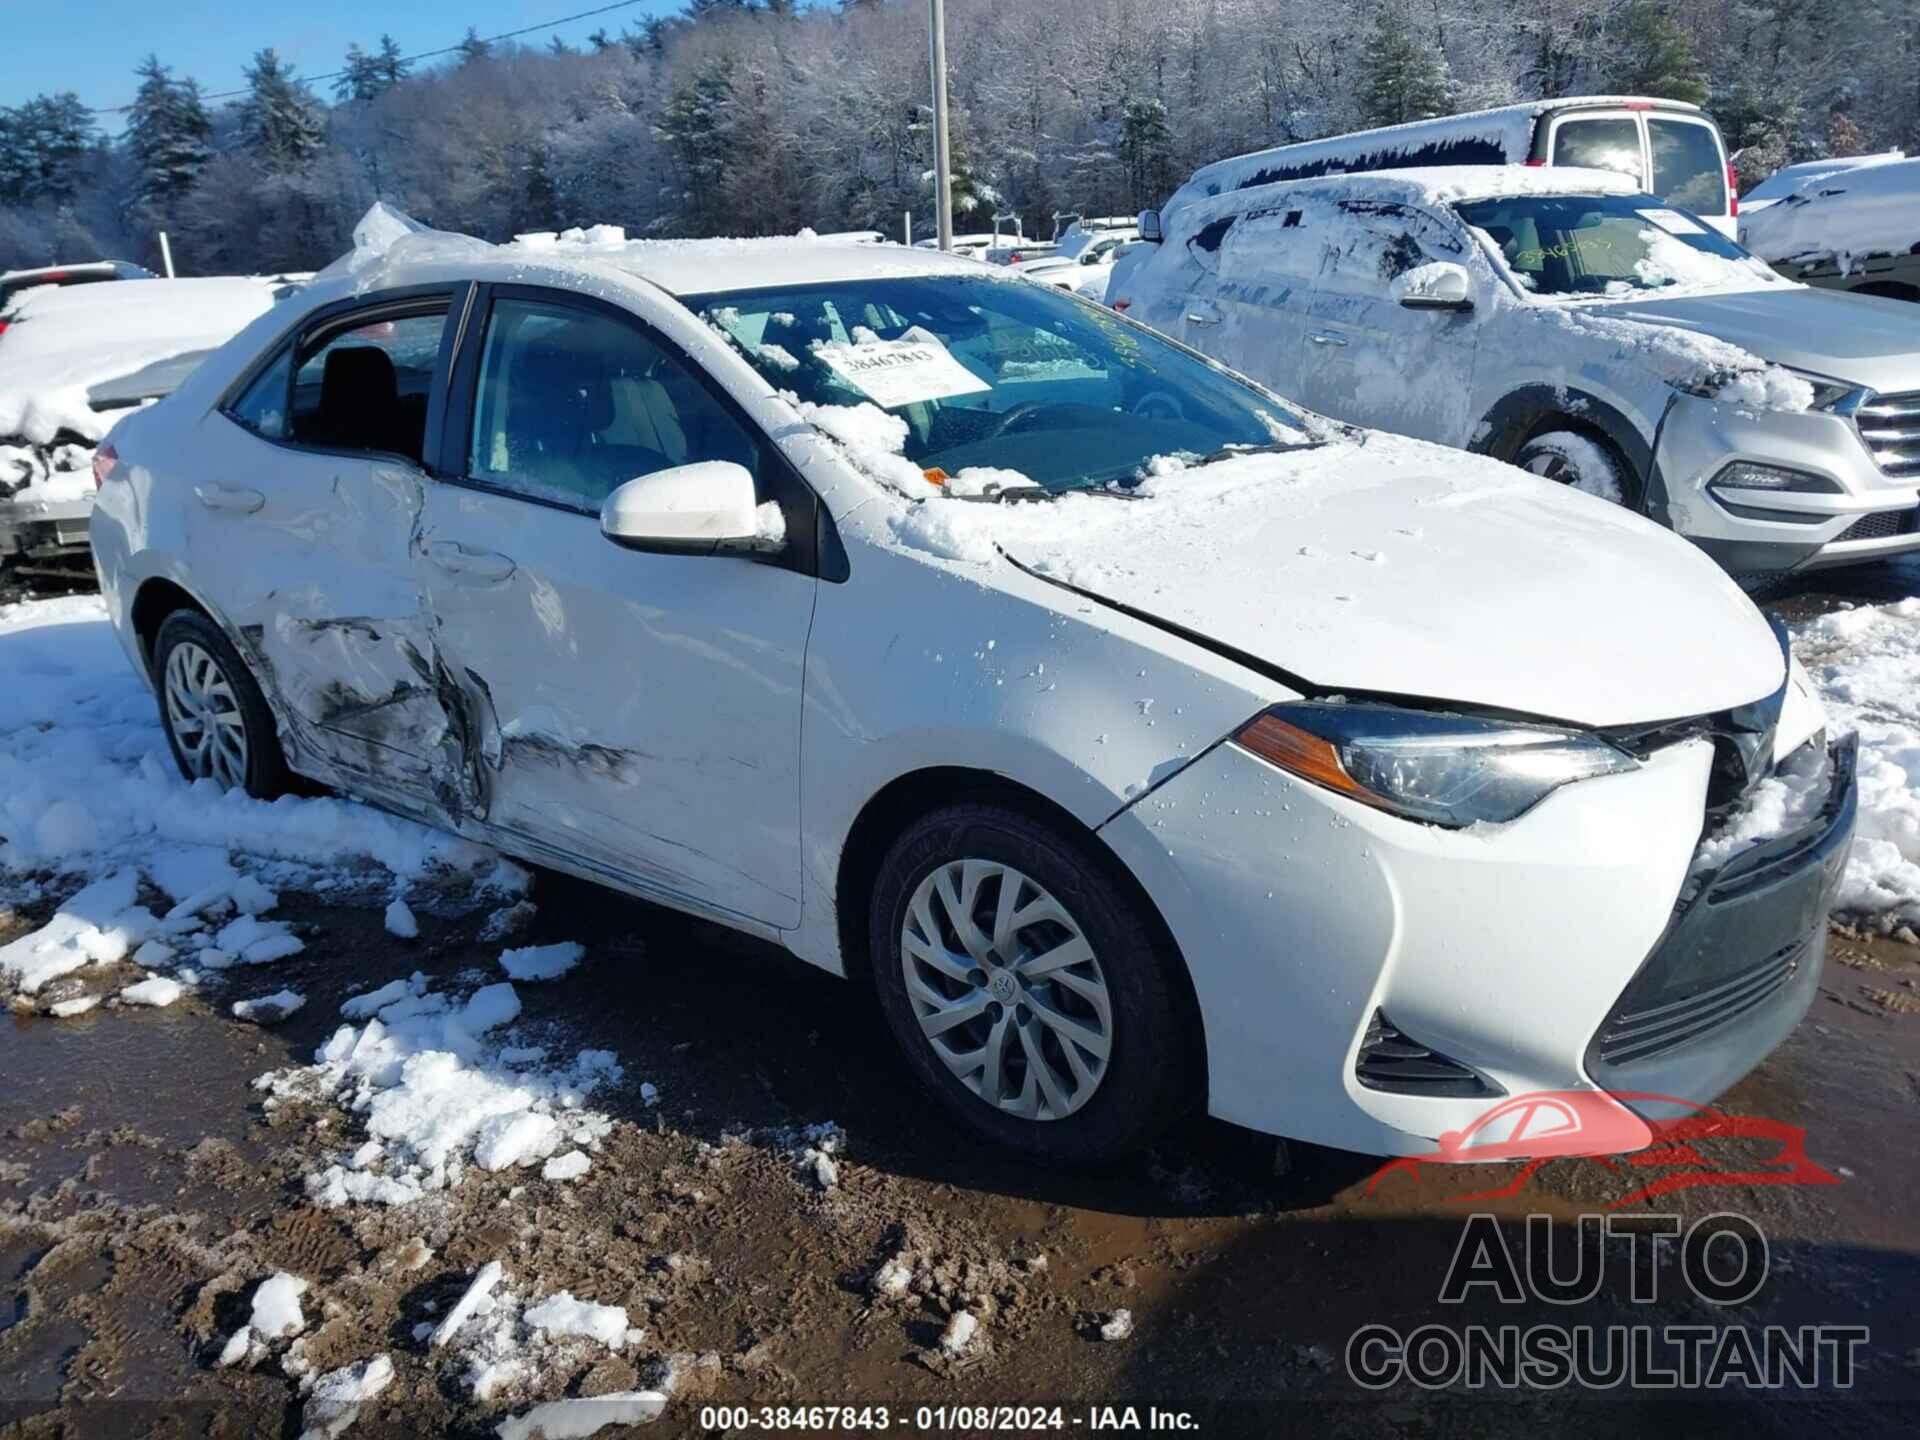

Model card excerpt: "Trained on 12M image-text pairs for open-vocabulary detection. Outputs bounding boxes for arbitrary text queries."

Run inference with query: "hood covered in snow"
[1598,287,1920,395]
[972,438,1784,729]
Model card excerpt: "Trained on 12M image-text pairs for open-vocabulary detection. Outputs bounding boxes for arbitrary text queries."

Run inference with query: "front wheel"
[152,609,290,798]
[869,802,1196,1163]
[1515,430,1636,508]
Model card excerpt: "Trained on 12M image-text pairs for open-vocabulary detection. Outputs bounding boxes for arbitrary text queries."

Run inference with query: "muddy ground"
[4,561,1920,1439]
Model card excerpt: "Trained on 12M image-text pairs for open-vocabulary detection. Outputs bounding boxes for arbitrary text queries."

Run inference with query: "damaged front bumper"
[1585,733,1858,1109]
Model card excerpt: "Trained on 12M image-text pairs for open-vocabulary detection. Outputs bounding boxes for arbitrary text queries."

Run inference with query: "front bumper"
[1099,726,1856,1156]
[1654,392,1920,576]
[1586,733,1857,1109]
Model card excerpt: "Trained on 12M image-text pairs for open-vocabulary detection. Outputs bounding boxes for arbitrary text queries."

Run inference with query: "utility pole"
[928,0,954,251]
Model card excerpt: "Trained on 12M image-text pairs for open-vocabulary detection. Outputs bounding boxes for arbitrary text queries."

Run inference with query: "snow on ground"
[260,970,626,1209]
[0,595,523,895]
[1792,598,1920,931]
[499,942,584,982]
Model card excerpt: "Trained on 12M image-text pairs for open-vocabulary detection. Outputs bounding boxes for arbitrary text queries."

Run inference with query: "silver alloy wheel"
[900,859,1112,1121]
[1520,450,1573,484]
[162,640,249,789]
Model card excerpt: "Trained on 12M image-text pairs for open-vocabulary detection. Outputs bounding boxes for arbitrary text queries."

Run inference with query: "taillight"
[91,443,117,488]
[0,319,9,337]
[1112,299,1131,312]
[1728,162,1739,217]
[1523,157,1547,167]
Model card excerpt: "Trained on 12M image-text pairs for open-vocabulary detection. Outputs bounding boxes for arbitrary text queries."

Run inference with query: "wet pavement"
[3,557,1920,1437]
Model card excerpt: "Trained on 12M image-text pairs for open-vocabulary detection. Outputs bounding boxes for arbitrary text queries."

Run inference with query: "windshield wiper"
[1193,440,1311,467]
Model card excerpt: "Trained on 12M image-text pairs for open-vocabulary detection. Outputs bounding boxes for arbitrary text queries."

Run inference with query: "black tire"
[869,801,1196,1163]
[1514,429,1640,509]
[151,609,291,799]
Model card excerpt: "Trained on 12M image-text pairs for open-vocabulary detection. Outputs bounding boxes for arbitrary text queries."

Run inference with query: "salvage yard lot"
[4,562,1920,1435]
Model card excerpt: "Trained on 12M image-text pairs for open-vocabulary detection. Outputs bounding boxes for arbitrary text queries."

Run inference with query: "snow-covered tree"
[1359,2,1452,127]
[1607,0,1708,107]
[240,50,327,173]
[0,93,96,205]
[127,57,213,210]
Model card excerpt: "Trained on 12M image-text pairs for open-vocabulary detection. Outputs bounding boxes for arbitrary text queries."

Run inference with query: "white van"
[1152,97,1737,239]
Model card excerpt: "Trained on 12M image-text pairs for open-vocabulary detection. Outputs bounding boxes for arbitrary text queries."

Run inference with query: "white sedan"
[88,222,1852,1161]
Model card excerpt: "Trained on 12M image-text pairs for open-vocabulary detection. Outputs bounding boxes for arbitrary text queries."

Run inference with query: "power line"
[91,0,661,115]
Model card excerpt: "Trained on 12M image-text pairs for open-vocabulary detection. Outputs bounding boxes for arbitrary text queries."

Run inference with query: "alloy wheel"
[900,859,1113,1121]
[163,640,250,788]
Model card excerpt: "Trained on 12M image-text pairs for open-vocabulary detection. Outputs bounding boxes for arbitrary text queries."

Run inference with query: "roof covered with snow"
[509,232,985,297]
[1169,164,1639,234]
[1743,150,1907,206]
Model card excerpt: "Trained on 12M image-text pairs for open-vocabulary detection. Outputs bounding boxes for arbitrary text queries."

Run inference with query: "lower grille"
[1356,1011,1502,1098]
[1594,940,1805,1066]
[1857,389,1920,479]
[1834,507,1914,543]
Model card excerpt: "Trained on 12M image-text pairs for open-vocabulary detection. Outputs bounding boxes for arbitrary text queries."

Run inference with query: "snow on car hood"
[1598,286,1920,395]
[895,434,1784,729]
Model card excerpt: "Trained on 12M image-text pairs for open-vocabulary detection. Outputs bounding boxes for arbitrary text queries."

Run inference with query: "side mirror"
[1137,208,1163,244]
[600,461,778,555]
[1392,262,1474,311]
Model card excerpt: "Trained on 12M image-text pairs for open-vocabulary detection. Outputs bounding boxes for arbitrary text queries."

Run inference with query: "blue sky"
[3,0,687,124]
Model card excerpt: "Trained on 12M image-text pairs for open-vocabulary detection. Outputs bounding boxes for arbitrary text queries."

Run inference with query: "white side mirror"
[600,461,777,554]
[1137,209,1163,244]
[1391,261,1474,311]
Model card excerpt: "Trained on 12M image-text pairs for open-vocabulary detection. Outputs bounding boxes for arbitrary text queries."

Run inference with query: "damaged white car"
[90,218,1854,1161]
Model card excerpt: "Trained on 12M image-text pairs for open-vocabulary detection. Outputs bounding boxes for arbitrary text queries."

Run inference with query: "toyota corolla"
[87,219,1854,1162]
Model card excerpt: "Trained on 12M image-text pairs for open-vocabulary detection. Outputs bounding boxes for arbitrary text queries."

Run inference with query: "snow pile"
[496,1394,667,1439]
[427,1263,651,1412]
[1794,599,1920,930]
[318,203,493,294]
[260,974,623,1208]
[0,596,523,895]
[384,899,419,939]
[499,942,584,982]
[119,973,185,1007]
[299,1354,394,1440]
[218,1271,308,1368]
[233,988,306,1024]
[0,868,149,995]
[1740,157,1920,268]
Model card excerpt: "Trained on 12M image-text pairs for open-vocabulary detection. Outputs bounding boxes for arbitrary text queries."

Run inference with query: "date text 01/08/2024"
[695,1406,1202,1431]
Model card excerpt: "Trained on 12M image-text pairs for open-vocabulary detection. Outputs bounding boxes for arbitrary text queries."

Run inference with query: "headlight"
[1232,702,1639,828]
[1785,369,1870,415]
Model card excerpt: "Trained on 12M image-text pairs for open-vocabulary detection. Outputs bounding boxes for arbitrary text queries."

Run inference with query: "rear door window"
[1316,203,1467,297]
[1551,117,1645,184]
[289,307,449,464]
[1648,118,1728,216]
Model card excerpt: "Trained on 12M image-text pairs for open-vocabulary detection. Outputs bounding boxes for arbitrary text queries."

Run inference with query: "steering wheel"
[983,401,1057,439]
[1131,390,1187,422]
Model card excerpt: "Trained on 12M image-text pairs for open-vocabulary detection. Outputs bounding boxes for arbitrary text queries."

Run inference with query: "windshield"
[687,275,1310,494]
[1454,193,1780,299]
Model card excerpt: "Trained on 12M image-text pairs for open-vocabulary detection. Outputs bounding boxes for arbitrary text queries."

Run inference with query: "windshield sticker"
[811,337,990,409]
[1636,207,1708,237]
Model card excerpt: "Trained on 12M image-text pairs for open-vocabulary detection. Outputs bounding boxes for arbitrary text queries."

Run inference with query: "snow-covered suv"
[1111,166,1920,579]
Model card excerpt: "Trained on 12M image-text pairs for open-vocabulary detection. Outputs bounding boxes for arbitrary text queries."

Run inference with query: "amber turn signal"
[1232,711,1383,811]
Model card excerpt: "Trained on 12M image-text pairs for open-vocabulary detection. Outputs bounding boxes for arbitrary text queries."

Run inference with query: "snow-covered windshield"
[1455,194,1781,298]
[689,275,1311,493]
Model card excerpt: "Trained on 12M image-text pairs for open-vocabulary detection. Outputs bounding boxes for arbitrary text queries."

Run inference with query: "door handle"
[194,482,265,513]
[425,540,516,582]
[1308,330,1349,347]
[1185,305,1223,326]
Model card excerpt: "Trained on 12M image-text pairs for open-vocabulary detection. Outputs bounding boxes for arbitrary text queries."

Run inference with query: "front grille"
[1857,390,1920,479]
[1593,940,1806,1066]
[1356,1010,1502,1098]
[1834,507,1915,543]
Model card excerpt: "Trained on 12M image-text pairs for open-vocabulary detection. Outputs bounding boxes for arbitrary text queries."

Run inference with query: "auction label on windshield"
[813,337,990,409]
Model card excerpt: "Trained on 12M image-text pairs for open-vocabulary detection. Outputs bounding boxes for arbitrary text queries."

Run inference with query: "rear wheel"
[152,609,290,798]
[1515,430,1636,508]
[869,802,1195,1163]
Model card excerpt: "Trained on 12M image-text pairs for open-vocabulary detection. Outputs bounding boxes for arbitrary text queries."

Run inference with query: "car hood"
[984,437,1784,729]
[1600,286,1920,394]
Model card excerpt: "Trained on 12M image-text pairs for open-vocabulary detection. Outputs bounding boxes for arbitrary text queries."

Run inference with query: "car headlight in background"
[1232,703,1639,828]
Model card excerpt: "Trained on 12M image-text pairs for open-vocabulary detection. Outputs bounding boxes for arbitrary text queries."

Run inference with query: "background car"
[0,276,294,580]
[1740,155,1920,304]
[1113,164,1920,581]
[0,260,154,325]
[89,214,1845,1165]
[1155,95,1739,238]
